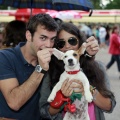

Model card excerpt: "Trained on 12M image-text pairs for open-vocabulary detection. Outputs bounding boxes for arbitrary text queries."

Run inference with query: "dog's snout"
[68,59,73,63]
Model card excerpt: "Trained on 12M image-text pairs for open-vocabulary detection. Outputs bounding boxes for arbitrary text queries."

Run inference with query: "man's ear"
[53,48,65,60]
[77,42,86,55]
[26,30,32,41]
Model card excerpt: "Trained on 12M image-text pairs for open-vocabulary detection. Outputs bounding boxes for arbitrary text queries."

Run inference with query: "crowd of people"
[78,23,113,49]
[0,13,117,120]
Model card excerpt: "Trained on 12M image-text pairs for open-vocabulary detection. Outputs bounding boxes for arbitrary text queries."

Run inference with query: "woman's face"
[57,30,79,52]
[115,26,120,34]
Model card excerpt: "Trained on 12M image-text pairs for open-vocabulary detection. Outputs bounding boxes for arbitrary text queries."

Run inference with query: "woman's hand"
[70,79,84,95]
[61,79,84,97]
[86,36,99,56]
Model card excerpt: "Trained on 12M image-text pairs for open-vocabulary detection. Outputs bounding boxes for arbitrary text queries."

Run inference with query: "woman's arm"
[92,89,111,111]
[39,73,62,119]
[93,61,116,112]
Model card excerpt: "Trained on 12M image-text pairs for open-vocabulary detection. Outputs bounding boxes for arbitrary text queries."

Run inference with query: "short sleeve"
[0,51,16,80]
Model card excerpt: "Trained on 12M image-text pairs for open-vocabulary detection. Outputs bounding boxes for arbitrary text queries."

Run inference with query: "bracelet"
[90,85,96,94]
[84,51,95,58]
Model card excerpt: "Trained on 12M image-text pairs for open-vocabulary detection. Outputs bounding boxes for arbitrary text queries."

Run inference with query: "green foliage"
[90,0,120,9]
[0,5,16,10]
[0,5,8,9]
[105,0,120,9]
[90,0,103,9]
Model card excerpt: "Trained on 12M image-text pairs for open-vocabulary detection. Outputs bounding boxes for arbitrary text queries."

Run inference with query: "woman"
[39,22,116,120]
[106,25,120,79]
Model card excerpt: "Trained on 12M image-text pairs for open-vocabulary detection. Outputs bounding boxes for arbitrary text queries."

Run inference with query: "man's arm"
[0,71,44,111]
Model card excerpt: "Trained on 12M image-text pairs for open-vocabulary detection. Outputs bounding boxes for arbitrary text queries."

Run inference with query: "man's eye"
[51,38,56,42]
[40,37,46,40]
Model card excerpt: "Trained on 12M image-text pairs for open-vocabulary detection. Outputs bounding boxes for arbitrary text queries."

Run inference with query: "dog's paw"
[47,97,54,102]
[87,96,93,103]
[85,92,93,103]
[47,93,56,102]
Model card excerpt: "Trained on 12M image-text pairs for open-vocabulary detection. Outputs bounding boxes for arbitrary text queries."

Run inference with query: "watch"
[35,65,47,74]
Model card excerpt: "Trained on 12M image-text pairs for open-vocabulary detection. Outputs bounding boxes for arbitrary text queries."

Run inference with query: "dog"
[48,43,93,120]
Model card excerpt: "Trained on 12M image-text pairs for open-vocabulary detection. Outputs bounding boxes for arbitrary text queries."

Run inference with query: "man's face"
[26,25,57,56]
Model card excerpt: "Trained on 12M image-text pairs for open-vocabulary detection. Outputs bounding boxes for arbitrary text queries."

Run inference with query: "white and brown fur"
[48,43,93,120]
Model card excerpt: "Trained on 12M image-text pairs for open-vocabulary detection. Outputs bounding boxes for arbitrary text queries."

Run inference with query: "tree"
[90,0,120,9]
[0,5,8,9]
[105,0,120,9]
[91,0,103,9]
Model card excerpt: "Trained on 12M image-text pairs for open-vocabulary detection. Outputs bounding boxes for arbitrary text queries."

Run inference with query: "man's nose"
[45,40,51,47]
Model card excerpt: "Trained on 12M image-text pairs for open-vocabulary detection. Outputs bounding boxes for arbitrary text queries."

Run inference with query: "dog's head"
[53,42,86,70]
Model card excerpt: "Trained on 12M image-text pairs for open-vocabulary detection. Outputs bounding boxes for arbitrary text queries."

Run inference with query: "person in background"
[0,13,59,120]
[79,24,92,38]
[0,30,3,49]
[39,22,116,120]
[2,20,26,48]
[99,25,107,49]
[95,25,100,45]
[105,25,111,46]
[54,18,63,26]
[106,25,120,79]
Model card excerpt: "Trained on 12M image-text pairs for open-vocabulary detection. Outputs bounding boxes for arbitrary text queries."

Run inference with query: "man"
[0,13,99,120]
[99,25,107,49]
[0,13,59,120]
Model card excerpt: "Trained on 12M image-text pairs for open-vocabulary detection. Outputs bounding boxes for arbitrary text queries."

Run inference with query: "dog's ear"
[77,42,86,55]
[53,48,65,60]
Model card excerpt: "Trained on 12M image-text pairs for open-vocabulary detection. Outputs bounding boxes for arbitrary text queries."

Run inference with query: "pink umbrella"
[46,10,82,20]
[9,8,48,22]
[56,10,82,20]
[46,10,59,18]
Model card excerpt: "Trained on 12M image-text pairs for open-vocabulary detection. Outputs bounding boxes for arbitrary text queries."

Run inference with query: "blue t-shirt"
[0,43,41,120]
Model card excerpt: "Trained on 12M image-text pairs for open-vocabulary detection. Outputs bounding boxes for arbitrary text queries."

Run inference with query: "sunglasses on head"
[56,37,78,49]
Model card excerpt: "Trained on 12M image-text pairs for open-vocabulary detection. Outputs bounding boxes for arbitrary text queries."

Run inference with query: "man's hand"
[37,48,53,71]
[86,36,99,56]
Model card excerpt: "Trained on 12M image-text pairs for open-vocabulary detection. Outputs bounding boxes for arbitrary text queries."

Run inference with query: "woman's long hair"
[49,22,114,98]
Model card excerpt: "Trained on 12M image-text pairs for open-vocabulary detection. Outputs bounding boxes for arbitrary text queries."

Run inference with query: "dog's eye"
[73,53,77,56]
[64,55,67,58]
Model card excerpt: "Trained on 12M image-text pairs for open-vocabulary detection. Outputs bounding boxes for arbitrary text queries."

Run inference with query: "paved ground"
[95,47,120,120]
